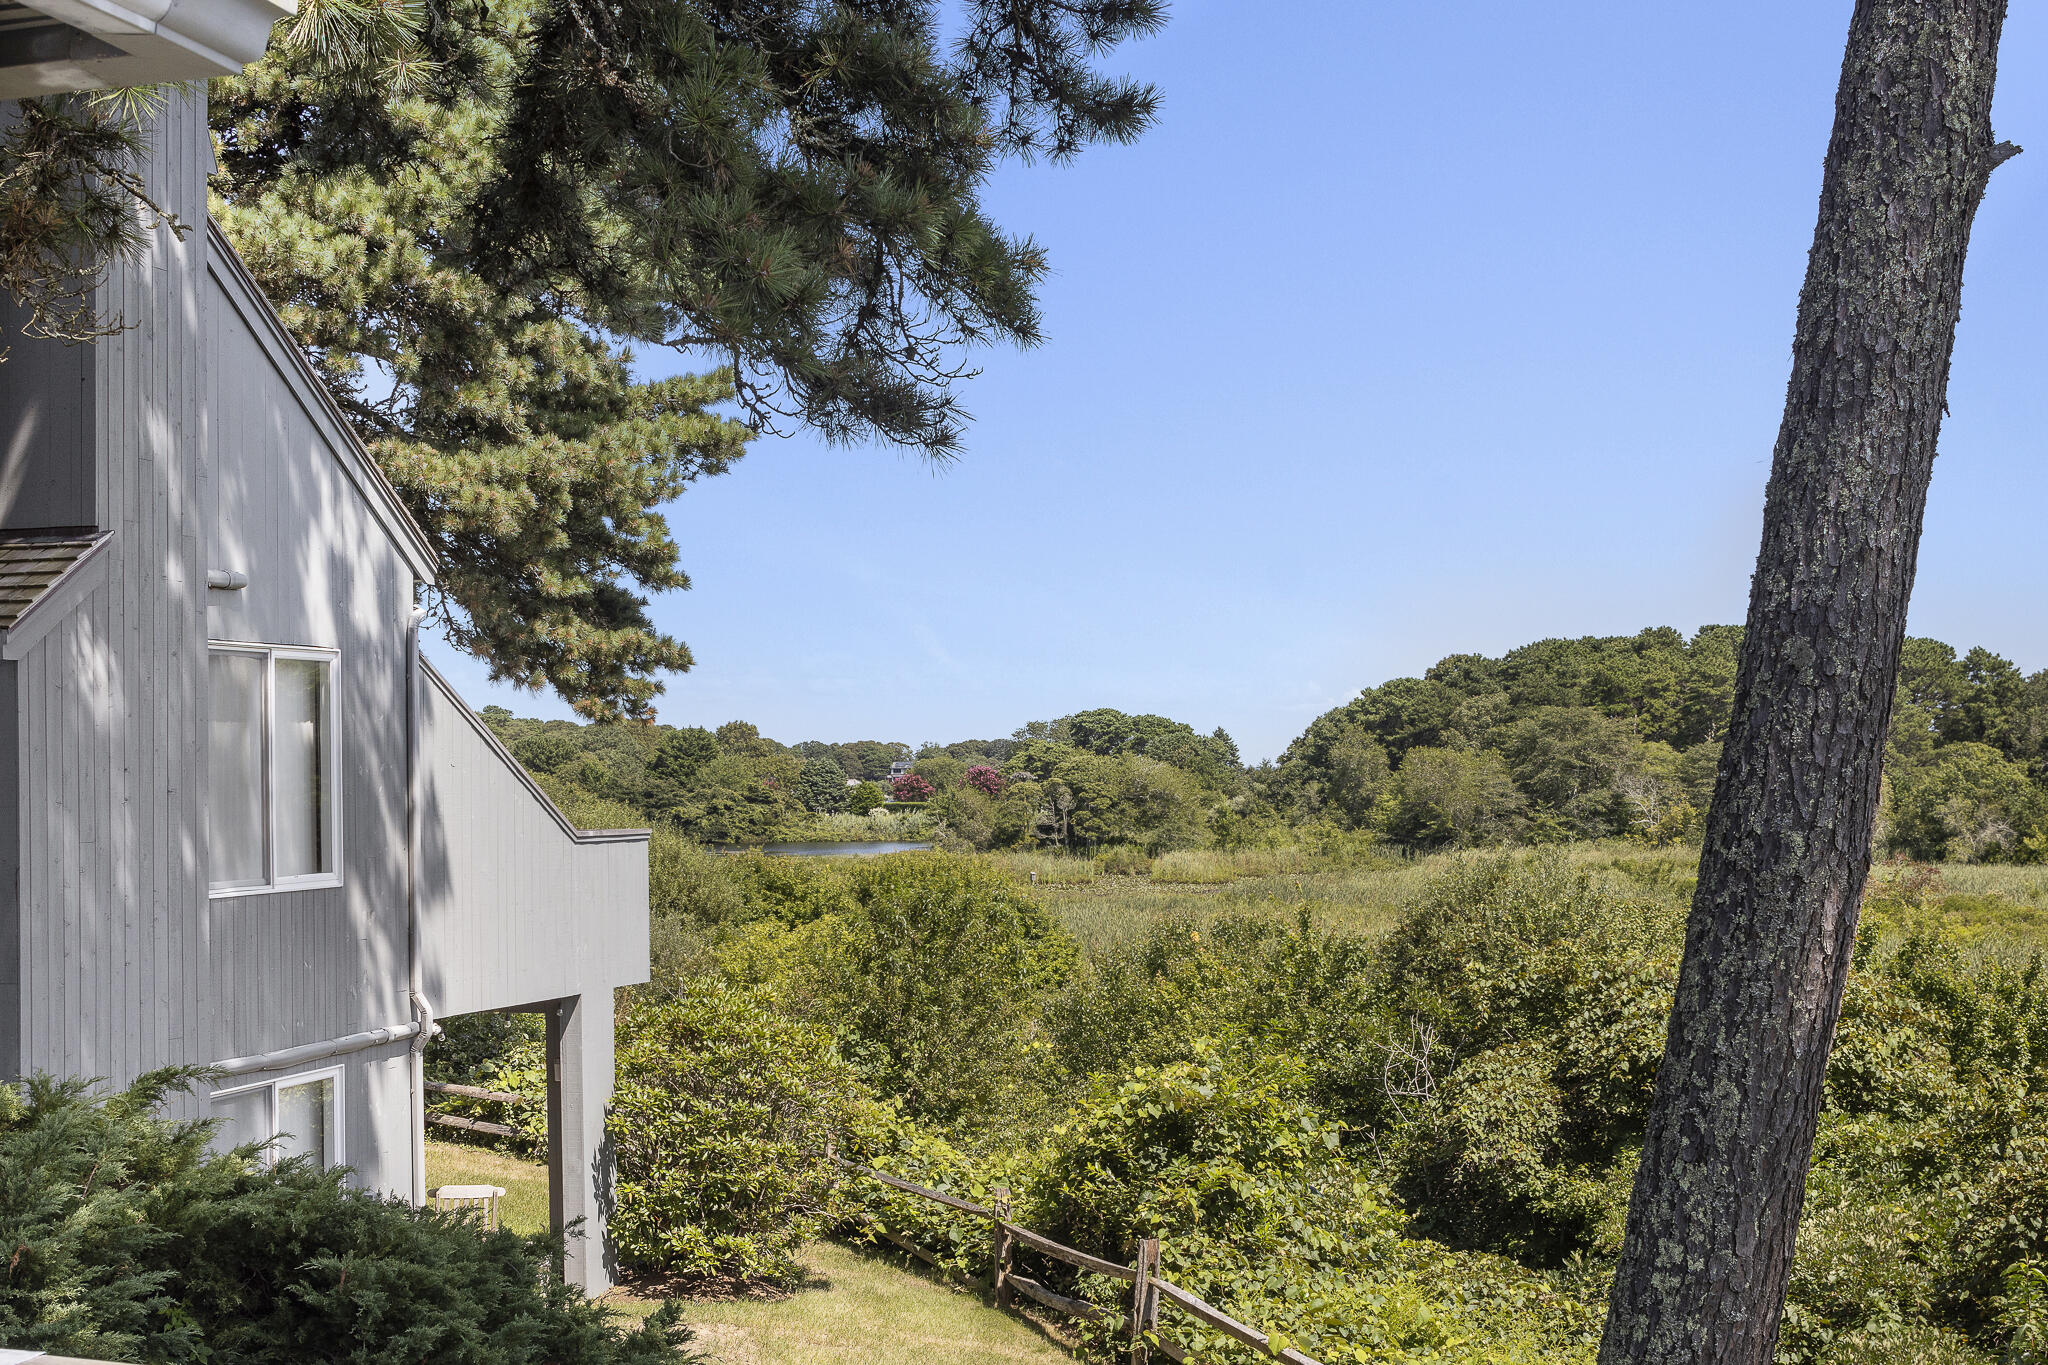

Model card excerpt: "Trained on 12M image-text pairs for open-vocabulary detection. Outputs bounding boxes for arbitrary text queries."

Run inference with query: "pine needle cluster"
[204,0,1164,719]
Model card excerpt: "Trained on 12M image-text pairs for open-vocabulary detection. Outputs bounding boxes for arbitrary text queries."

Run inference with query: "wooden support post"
[1130,1237,1160,1363]
[991,1186,1014,1310]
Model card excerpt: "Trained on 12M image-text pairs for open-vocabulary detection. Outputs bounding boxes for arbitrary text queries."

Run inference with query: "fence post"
[1130,1236,1160,1364]
[991,1186,1014,1310]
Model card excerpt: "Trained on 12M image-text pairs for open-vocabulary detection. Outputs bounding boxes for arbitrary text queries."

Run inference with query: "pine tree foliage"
[207,0,1163,720]
[0,93,182,354]
[474,0,1166,454]
[212,8,750,720]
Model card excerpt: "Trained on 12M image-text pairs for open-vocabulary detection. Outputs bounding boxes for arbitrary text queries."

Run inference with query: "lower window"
[210,1066,344,1169]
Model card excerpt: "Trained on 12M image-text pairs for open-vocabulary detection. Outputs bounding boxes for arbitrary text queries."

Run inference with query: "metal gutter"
[207,1022,420,1079]
[405,601,436,1205]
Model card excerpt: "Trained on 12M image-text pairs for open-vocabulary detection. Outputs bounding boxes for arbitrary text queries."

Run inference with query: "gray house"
[0,13,647,1294]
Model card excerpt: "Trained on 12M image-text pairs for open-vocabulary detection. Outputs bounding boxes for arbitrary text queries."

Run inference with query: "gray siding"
[0,89,210,1082]
[0,303,95,531]
[417,664,649,1019]
[0,93,646,1229]
[0,656,15,1073]
[201,247,418,1057]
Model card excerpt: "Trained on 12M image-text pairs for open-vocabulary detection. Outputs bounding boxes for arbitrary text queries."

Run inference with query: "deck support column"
[544,989,616,1294]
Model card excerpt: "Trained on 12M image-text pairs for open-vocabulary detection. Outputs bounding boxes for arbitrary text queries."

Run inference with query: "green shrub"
[610,986,881,1286]
[1028,1042,1351,1257]
[648,833,750,926]
[425,1012,548,1156]
[1023,1044,1598,1365]
[1043,912,1385,1127]
[792,852,1077,1123]
[1779,1194,1953,1363]
[1942,1103,2048,1339]
[1374,854,1677,1262]
[0,1072,694,1365]
[1094,845,1153,876]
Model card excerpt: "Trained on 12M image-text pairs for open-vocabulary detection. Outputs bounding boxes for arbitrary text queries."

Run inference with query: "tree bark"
[1598,3,2016,1363]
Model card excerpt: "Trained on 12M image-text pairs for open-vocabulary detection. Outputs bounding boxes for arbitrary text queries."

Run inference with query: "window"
[209,1067,345,1169]
[208,645,339,895]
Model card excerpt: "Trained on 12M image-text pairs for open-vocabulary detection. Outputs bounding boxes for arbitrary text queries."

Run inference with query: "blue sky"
[427,1,2048,764]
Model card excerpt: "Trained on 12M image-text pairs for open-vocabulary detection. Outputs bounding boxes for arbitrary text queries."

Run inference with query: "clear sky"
[427,1,2048,764]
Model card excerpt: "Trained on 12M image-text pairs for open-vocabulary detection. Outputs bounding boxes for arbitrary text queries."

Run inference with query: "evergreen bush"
[0,1072,693,1365]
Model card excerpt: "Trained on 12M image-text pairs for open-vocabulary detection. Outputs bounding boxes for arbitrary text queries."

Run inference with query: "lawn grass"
[424,1138,551,1235]
[632,1241,1076,1365]
[426,1141,1071,1363]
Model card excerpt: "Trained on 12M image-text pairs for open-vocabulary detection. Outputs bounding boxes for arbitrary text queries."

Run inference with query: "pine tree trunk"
[1598,3,2016,1362]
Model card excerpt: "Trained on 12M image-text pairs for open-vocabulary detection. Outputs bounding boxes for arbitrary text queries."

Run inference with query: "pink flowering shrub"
[965,765,1004,796]
[891,773,936,802]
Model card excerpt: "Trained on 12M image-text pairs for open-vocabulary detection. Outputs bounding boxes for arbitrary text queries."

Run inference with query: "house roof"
[0,0,291,99]
[0,532,107,630]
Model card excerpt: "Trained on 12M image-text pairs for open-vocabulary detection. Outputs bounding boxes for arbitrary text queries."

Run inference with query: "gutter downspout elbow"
[405,600,437,1205]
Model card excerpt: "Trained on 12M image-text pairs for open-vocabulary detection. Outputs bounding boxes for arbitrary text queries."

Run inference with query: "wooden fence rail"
[424,1079,527,1105]
[422,1079,525,1139]
[827,1156,1320,1365]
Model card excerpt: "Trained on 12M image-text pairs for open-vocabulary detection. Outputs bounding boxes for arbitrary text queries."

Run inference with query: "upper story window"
[208,644,340,896]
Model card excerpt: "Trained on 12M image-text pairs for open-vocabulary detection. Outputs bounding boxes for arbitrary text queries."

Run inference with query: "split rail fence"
[831,1155,1322,1365]
[423,1079,524,1139]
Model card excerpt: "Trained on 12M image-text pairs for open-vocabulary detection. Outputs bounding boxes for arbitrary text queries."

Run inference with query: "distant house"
[0,40,645,1293]
[889,756,916,781]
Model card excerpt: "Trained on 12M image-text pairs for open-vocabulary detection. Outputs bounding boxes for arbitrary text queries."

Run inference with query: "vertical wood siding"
[202,252,414,1056]
[1,95,639,1203]
[4,91,210,1083]
[2,91,414,1082]
[417,666,649,1019]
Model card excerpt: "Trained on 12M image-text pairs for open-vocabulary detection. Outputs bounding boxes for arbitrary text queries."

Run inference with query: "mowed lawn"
[658,1242,1074,1365]
[425,1138,552,1234]
[423,1140,1072,1365]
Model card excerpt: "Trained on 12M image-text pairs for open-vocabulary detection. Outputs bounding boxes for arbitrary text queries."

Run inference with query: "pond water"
[723,841,934,857]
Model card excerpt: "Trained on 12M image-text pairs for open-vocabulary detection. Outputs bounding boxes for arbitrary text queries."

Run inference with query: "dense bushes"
[0,1073,693,1365]
[437,837,2048,1364]
[610,987,881,1285]
[787,854,1077,1123]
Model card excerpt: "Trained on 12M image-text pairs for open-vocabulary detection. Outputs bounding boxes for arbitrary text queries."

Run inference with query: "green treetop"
[197,0,1165,719]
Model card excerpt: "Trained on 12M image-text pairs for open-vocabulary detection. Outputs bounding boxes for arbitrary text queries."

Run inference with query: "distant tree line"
[483,625,2048,862]
[1267,627,2048,862]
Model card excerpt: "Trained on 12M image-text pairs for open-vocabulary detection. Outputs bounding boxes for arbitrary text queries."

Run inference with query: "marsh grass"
[986,851,1098,885]
[1149,848,1318,884]
[1028,855,1440,951]
[772,810,938,843]
[1023,839,2048,956]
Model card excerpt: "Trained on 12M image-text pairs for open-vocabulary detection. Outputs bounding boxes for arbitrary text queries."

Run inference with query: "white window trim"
[208,641,343,898]
[210,1065,347,1169]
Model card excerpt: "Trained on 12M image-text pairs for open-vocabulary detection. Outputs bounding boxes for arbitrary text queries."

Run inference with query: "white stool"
[429,1183,507,1230]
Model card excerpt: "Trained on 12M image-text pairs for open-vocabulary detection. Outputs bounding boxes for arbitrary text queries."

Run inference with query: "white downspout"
[405,600,437,1205]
